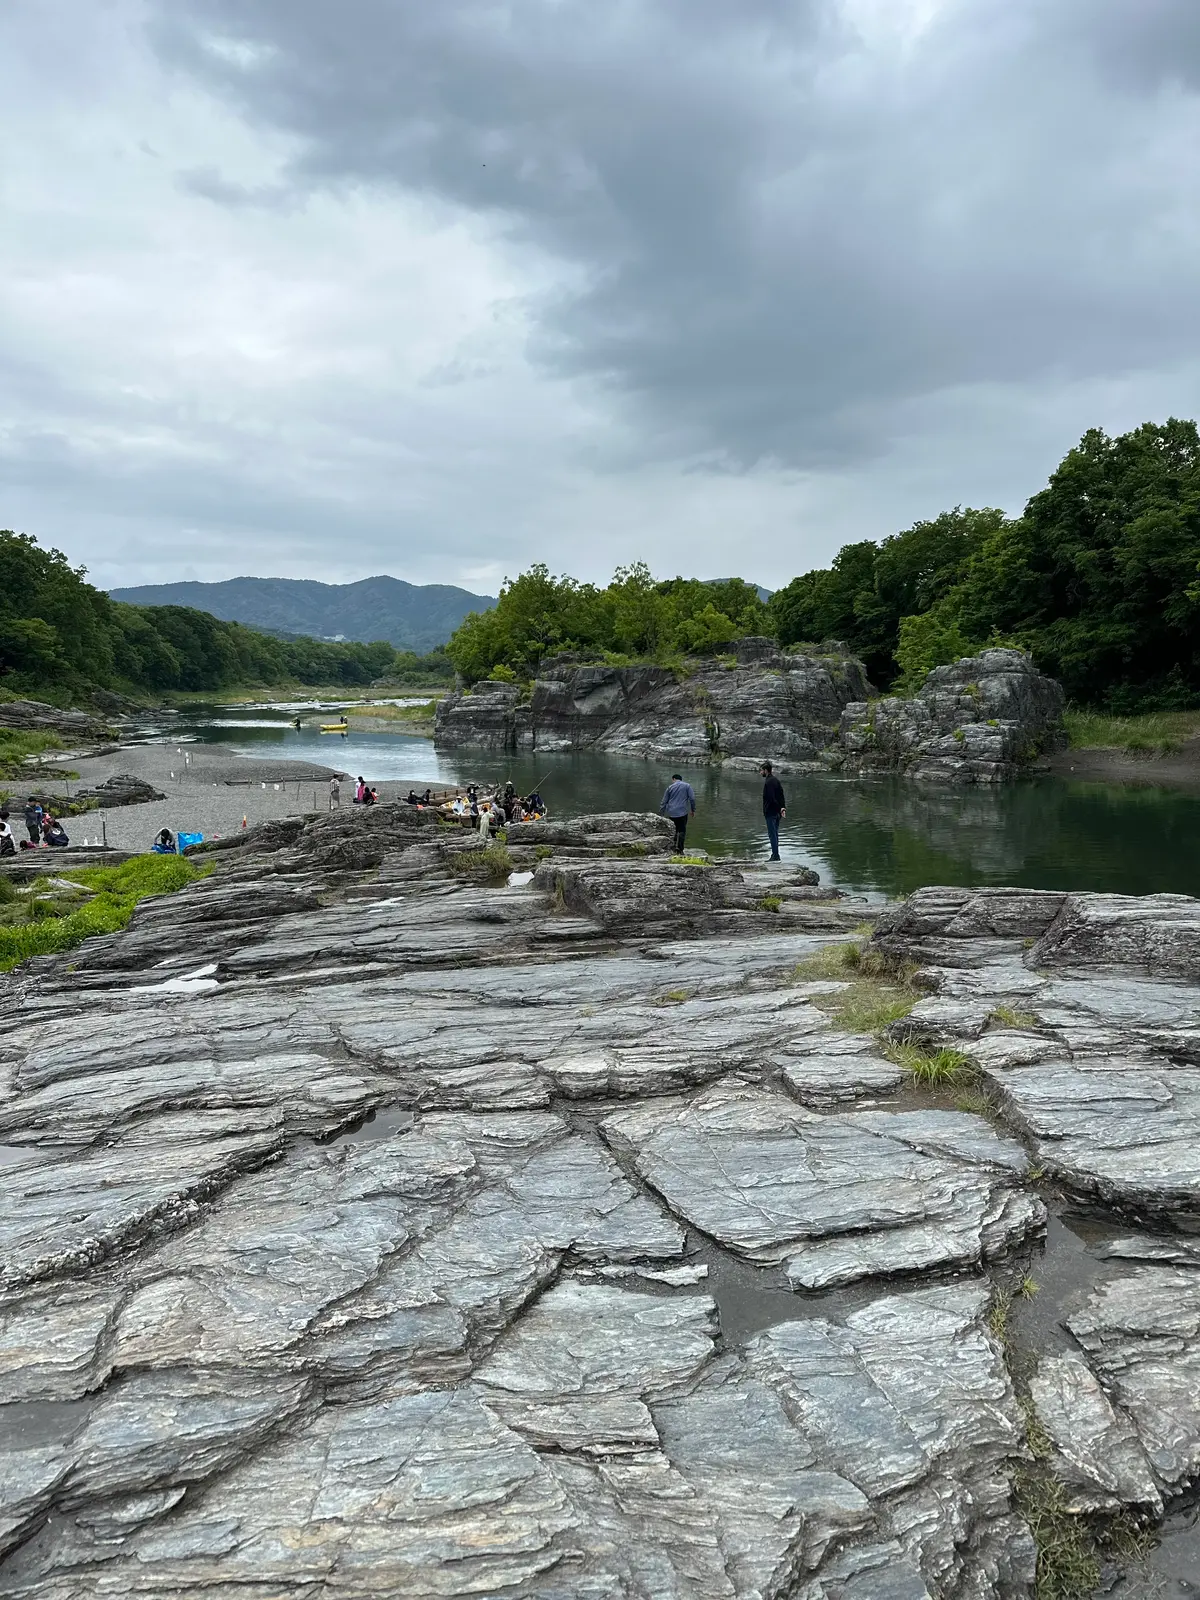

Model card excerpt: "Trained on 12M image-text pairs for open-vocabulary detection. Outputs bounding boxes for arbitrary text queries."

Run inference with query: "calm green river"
[147,703,1200,901]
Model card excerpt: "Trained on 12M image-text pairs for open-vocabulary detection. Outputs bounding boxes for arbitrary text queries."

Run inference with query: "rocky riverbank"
[0,809,1197,1596]
[435,644,1066,784]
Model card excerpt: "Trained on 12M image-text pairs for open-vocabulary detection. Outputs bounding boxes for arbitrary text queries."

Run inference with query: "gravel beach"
[42,741,463,852]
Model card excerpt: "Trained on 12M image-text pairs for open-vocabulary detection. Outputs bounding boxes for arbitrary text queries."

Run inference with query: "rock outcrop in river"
[0,807,1196,1596]
[434,645,1065,783]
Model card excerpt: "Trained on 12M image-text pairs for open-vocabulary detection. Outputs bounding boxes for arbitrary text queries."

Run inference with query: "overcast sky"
[4,0,1200,594]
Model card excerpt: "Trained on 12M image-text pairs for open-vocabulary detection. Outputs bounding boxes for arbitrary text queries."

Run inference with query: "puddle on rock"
[1100,1503,1200,1598]
[320,1105,416,1146]
[1008,1206,1157,1361]
[0,1143,48,1170]
[684,1231,881,1344]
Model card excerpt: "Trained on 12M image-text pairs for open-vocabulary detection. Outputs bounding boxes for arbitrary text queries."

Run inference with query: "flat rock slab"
[1,1281,1033,1598]
[781,1051,905,1107]
[982,1054,1200,1223]
[1029,1254,1200,1517]
[603,1083,1042,1289]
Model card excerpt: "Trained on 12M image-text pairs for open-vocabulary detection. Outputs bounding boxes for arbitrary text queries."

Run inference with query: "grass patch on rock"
[990,1004,1041,1029]
[883,1042,975,1084]
[0,728,69,786]
[604,842,648,858]
[0,854,211,971]
[792,939,922,1033]
[758,895,782,913]
[446,843,514,885]
[670,854,711,866]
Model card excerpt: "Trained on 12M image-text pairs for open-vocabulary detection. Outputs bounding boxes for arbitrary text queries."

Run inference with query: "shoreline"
[35,742,476,853]
[1043,740,1200,790]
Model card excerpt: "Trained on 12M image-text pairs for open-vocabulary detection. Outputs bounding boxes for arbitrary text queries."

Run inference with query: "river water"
[143,702,1200,901]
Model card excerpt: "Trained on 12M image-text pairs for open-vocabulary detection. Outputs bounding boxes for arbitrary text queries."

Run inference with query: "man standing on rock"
[760,761,786,861]
[329,775,341,809]
[659,773,696,853]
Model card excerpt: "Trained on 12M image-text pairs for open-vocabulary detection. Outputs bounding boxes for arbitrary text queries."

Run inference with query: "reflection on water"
[151,706,1200,900]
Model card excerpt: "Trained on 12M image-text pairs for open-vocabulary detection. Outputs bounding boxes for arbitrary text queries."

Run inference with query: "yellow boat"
[319,721,349,732]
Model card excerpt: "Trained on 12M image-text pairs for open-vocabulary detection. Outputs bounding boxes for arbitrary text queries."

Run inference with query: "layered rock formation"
[435,645,1065,783]
[0,811,1197,1596]
[0,699,112,741]
[435,638,871,764]
[834,650,1067,782]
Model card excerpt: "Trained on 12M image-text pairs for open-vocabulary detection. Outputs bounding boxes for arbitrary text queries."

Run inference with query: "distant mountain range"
[108,575,497,654]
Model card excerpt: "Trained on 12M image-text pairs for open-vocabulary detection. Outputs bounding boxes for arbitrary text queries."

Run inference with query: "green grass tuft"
[1064,707,1200,755]
[446,843,514,884]
[0,854,211,971]
[793,940,922,1033]
[670,854,711,866]
[990,1004,1041,1029]
[884,1042,975,1084]
[758,895,782,913]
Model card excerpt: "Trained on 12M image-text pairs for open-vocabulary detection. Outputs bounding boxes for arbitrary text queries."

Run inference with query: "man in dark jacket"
[760,761,786,861]
[659,773,696,853]
[24,797,42,846]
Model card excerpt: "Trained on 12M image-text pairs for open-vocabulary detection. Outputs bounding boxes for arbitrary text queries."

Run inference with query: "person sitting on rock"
[151,828,176,854]
[42,815,69,847]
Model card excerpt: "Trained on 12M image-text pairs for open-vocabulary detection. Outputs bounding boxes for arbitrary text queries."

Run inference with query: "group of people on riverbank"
[0,798,70,855]
[448,781,546,840]
[659,761,786,859]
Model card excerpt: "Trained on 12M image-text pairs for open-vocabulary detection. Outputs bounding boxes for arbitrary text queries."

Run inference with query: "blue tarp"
[177,832,204,852]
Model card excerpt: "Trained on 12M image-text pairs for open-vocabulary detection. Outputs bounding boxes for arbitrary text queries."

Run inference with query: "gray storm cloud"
[150,0,1200,466]
[2,0,1200,587]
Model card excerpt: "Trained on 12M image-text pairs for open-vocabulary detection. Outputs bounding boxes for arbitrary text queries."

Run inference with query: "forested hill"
[110,575,496,655]
[0,531,452,698]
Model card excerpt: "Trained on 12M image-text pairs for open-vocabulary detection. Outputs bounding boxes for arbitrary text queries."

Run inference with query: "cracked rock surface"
[2,818,1199,1595]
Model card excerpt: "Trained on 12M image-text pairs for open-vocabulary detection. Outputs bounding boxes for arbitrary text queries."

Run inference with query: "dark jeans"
[670,814,689,852]
[765,813,781,858]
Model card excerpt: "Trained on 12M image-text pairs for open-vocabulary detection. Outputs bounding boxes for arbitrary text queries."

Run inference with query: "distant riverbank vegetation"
[448,420,1200,712]
[0,530,453,704]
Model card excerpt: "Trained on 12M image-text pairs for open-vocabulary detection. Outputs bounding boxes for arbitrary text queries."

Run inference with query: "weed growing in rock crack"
[670,854,711,866]
[0,855,212,971]
[605,842,648,858]
[534,844,554,861]
[793,941,922,1033]
[990,1004,1041,1029]
[987,1284,1148,1599]
[758,896,783,913]
[446,844,514,885]
[954,1084,999,1116]
[656,989,692,1005]
[885,1042,975,1084]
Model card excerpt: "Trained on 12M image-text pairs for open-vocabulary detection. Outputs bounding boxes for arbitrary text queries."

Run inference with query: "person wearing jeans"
[659,773,696,852]
[760,760,786,860]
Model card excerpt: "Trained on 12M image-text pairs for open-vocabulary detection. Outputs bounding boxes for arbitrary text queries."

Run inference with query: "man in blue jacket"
[760,761,786,861]
[659,773,696,853]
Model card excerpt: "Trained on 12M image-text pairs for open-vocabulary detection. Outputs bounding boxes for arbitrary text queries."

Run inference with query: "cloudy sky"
[3,0,1200,594]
